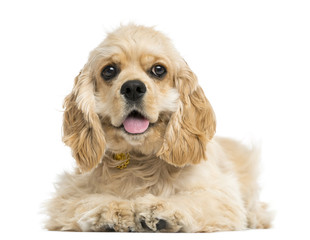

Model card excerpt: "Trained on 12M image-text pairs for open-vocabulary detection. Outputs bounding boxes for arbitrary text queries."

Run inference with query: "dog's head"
[63,25,216,172]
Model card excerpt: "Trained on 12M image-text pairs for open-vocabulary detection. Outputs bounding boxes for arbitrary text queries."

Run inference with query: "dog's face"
[92,27,180,152]
[63,25,216,172]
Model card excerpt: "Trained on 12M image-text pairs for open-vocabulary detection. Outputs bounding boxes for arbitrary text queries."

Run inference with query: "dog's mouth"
[122,110,150,134]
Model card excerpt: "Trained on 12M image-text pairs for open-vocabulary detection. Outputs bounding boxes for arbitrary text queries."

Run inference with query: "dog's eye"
[101,65,118,81]
[151,65,167,78]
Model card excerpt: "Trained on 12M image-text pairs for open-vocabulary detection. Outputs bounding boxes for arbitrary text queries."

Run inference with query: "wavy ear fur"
[158,62,216,166]
[63,68,106,173]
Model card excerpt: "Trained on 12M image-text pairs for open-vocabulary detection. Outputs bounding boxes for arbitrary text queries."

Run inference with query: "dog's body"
[45,25,272,232]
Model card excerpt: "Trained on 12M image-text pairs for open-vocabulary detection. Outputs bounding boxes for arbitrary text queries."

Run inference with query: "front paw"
[78,201,135,232]
[134,195,184,232]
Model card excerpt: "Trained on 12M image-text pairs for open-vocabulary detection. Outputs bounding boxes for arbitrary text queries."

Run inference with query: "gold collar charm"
[113,153,130,170]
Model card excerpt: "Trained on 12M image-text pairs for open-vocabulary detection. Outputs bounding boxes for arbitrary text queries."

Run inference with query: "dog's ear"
[158,61,216,167]
[63,67,106,173]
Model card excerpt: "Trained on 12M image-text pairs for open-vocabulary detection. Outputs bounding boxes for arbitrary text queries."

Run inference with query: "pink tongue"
[123,117,149,134]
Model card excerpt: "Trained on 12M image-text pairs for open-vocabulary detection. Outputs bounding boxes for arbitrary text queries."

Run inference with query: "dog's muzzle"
[120,80,149,134]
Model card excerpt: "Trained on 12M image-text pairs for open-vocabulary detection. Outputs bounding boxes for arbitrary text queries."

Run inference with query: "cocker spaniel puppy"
[45,24,272,232]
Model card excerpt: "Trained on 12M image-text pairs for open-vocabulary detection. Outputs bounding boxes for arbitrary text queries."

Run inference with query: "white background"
[0,0,309,239]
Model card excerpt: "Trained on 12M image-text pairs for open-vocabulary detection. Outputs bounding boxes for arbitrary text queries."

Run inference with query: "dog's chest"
[92,161,180,199]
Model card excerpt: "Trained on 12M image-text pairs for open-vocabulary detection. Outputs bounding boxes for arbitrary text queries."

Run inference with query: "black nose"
[120,80,146,102]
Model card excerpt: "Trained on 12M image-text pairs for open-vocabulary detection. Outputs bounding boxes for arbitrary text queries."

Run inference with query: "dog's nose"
[120,80,146,102]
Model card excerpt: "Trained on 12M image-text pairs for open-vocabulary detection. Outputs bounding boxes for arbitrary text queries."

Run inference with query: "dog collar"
[113,153,130,170]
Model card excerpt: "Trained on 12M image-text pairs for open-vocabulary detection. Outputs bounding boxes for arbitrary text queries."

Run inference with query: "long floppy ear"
[63,67,106,173]
[158,62,216,167]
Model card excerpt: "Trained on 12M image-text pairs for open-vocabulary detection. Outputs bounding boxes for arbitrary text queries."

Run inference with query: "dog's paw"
[134,195,184,232]
[78,201,135,232]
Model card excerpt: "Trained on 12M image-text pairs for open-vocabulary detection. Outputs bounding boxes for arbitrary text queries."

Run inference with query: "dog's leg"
[45,194,135,232]
[134,192,247,233]
[215,137,273,229]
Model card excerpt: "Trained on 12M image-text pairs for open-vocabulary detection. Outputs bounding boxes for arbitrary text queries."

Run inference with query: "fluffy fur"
[45,24,272,232]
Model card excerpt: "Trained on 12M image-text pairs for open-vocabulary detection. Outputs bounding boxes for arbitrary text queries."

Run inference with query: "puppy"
[45,24,272,232]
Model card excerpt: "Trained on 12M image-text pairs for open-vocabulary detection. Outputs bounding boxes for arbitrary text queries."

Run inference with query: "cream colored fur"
[45,24,272,232]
